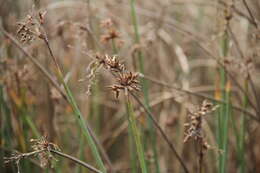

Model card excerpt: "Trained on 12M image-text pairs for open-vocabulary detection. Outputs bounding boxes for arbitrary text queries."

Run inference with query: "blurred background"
[1,0,260,173]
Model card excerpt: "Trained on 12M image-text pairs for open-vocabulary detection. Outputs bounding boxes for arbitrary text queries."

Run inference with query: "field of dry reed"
[1,0,260,173]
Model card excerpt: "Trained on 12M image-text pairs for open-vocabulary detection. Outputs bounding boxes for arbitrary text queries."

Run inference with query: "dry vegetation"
[1,0,260,173]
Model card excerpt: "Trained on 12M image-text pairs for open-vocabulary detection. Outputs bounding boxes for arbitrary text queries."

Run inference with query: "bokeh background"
[1,0,260,173]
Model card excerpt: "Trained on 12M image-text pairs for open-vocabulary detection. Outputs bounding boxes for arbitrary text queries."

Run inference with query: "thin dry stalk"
[4,137,103,173]
[140,74,259,122]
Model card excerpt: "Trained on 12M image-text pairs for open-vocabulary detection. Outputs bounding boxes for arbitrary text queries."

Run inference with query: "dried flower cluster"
[31,136,60,168]
[108,71,141,98]
[100,18,123,46]
[184,100,218,151]
[17,10,46,44]
[95,54,140,98]
[96,54,125,72]
[5,136,60,170]
[82,53,125,95]
[85,53,140,98]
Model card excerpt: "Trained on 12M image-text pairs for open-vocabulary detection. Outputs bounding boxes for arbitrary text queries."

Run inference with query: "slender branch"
[134,6,259,119]
[219,1,255,26]
[0,28,67,100]
[50,149,103,173]
[227,25,260,117]
[194,40,260,117]
[4,150,45,164]
[140,74,259,122]
[5,149,103,173]
[1,28,112,173]
[130,92,190,173]
[42,33,110,173]
[242,0,258,28]
[43,37,63,74]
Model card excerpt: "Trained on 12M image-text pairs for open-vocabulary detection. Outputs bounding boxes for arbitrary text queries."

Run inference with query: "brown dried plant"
[184,100,219,172]
[100,19,119,42]
[95,53,140,98]
[96,54,125,72]
[108,71,141,98]
[100,18,123,47]
[223,56,254,79]
[84,52,141,98]
[17,9,47,44]
[4,136,60,172]
[184,100,219,150]
[84,53,127,95]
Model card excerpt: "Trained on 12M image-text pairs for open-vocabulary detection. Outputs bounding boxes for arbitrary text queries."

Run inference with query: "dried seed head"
[4,136,59,169]
[17,10,47,44]
[100,28,120,43]
[108,71,141,98]
[184,100,218,152]
[100,18,122,45]
[96,54,125,72]
[30,136,59,168]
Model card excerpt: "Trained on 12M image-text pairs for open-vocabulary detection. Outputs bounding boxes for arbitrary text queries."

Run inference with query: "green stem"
[130,1,159,172]
[218,30,231,173]
[62,83,106,173]
[126,96,148,173]
[44,38,106,173]
[238,79,248,173]
[127,117,138,173]
[111,37,138,173]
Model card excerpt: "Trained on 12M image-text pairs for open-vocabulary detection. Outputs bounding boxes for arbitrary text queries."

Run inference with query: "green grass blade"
[238,80,248,173]
[126,97,148,173]
[63,83,106,173]
[129,0,159,172]
[218,31,231,173]
[128,119,138,173]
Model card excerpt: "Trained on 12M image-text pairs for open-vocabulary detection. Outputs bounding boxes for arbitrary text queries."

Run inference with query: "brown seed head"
[108,71,140,98]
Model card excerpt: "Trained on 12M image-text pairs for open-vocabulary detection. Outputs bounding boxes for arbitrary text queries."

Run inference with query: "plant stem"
[43,37,107,173]
[50,149,103,173]
[111,37,137,173]
[218,25,231,173]
[130,92,189,173]
[238,79,248,173]
[125,95,148,173]
[130,1,159,172]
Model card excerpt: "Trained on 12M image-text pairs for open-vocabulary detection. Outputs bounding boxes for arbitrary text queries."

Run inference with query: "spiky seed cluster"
[84,54,126,95]
[95,54,141,98]
[108,71,140,98]
[96,54,125,72]
[85,53,140,97]
[30,136,60,168]
[4,136,59,169]
[17,11,46,44]
[184,100,218,151]
[89,53,140,98]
